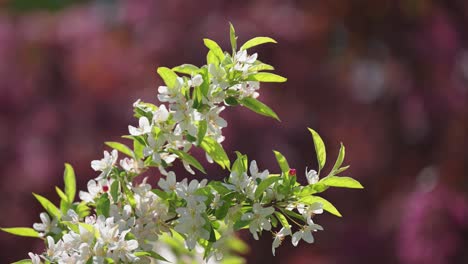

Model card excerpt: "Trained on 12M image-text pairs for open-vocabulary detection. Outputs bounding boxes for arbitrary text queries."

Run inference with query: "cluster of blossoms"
[2,24,363,264]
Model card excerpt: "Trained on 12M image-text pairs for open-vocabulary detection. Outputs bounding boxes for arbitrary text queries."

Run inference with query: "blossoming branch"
[1,24,363,264]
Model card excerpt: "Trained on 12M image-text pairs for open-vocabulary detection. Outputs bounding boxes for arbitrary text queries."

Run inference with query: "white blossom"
[158,171,177,192]
[120,158,143,174]
[272,227,291,256]
[28,252,42,264]
[305,168,319,184]
[91,150,118,180]
[241,203,274,240]
[301,202,323,225]
[128,116,152,136]
[291,223,323,246]
[33,212,60,236]
[249,160,269,181]
[153,104,170,123]
[188,74,203,87]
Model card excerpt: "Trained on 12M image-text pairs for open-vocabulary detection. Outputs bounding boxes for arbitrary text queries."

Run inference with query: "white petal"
[291,232,301,246]
[128,125,140,136]
[302,231,314,243]
[250,160,258,175]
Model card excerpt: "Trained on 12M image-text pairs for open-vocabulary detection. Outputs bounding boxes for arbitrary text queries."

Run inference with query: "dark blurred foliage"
[1,0,468,263]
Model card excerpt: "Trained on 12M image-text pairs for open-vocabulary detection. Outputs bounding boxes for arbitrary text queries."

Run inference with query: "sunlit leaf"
[240,97,280,121]
[33,193,61,219]
[308,128,326,172]
[0,227,40,238]
[320,176,364,189]
[105,142,133,158]
[240,37,277,50]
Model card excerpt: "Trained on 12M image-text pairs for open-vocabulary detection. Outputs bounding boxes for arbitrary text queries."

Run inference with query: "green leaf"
[55,186,69,213]
[75,202,90,218]
[169,149,206,174]
[231,152,247,174]
[12,260,32,264]
[172,64,200,75]
[200,137,230,169]
[229,22,237,53]
[334,165,350,175]
[240,97,280,121]
[308,128,326,173]
[197,120,208,146]
[0,227,40,238]
[206,50,220,66]
[122,183,136,208]
[299,183,329,196]
[274,212,290,228]
[215,201,231,219]
[33,193,61,219]
[110,180,120,202]
[55,186,68,203]
[249,63,275,72]
[133,137,145,160]
[157,67,179,88]
[300,196,342,217]
[105,142,133,158]
[331,143,345,174]
[96,194,110,218]
[320,176,364,189]
[246,72,287,82]
[240,37,277,50]
[199,67,210,96]
[134,251,169,262]
[233,219,251,231]
[254,176,280,199]
[273,150,290,174]
[203,38,225,61]
[63,163,76,203]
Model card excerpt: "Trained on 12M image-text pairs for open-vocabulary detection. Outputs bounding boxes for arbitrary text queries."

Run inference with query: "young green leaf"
[231,152,248,174]
[330,143,345,175]
[172,64,200,75]
[203,38,225,61]
[75,202,90,218]
[240,37,277,50]
[229,22,237,54]
[274,212,290,228]
[200,137,230,169]
[157,67,178,88]
[110,180,120,203]
[247,72,287,83]
[96,194,110,218]
[254,176,280,199]
[55,186,70,213]
[308,128,326,173]
[169,149,206,174]
[33,193,61,219]
[249,63,275,72]
[105,142,133,158]
[134,251,169,262]
[133,137,145,160]
[0,227,40,238]
[320,176,364,189]
[273,150,290,174]
[55,186,68,204]
[63,163,76,204]
[197,120,208,146]
[300,196,342,217]
[240,97,280,121]
[12,259,33,264]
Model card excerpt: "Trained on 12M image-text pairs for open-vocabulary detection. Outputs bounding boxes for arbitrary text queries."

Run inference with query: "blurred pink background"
[1,0,468,263]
